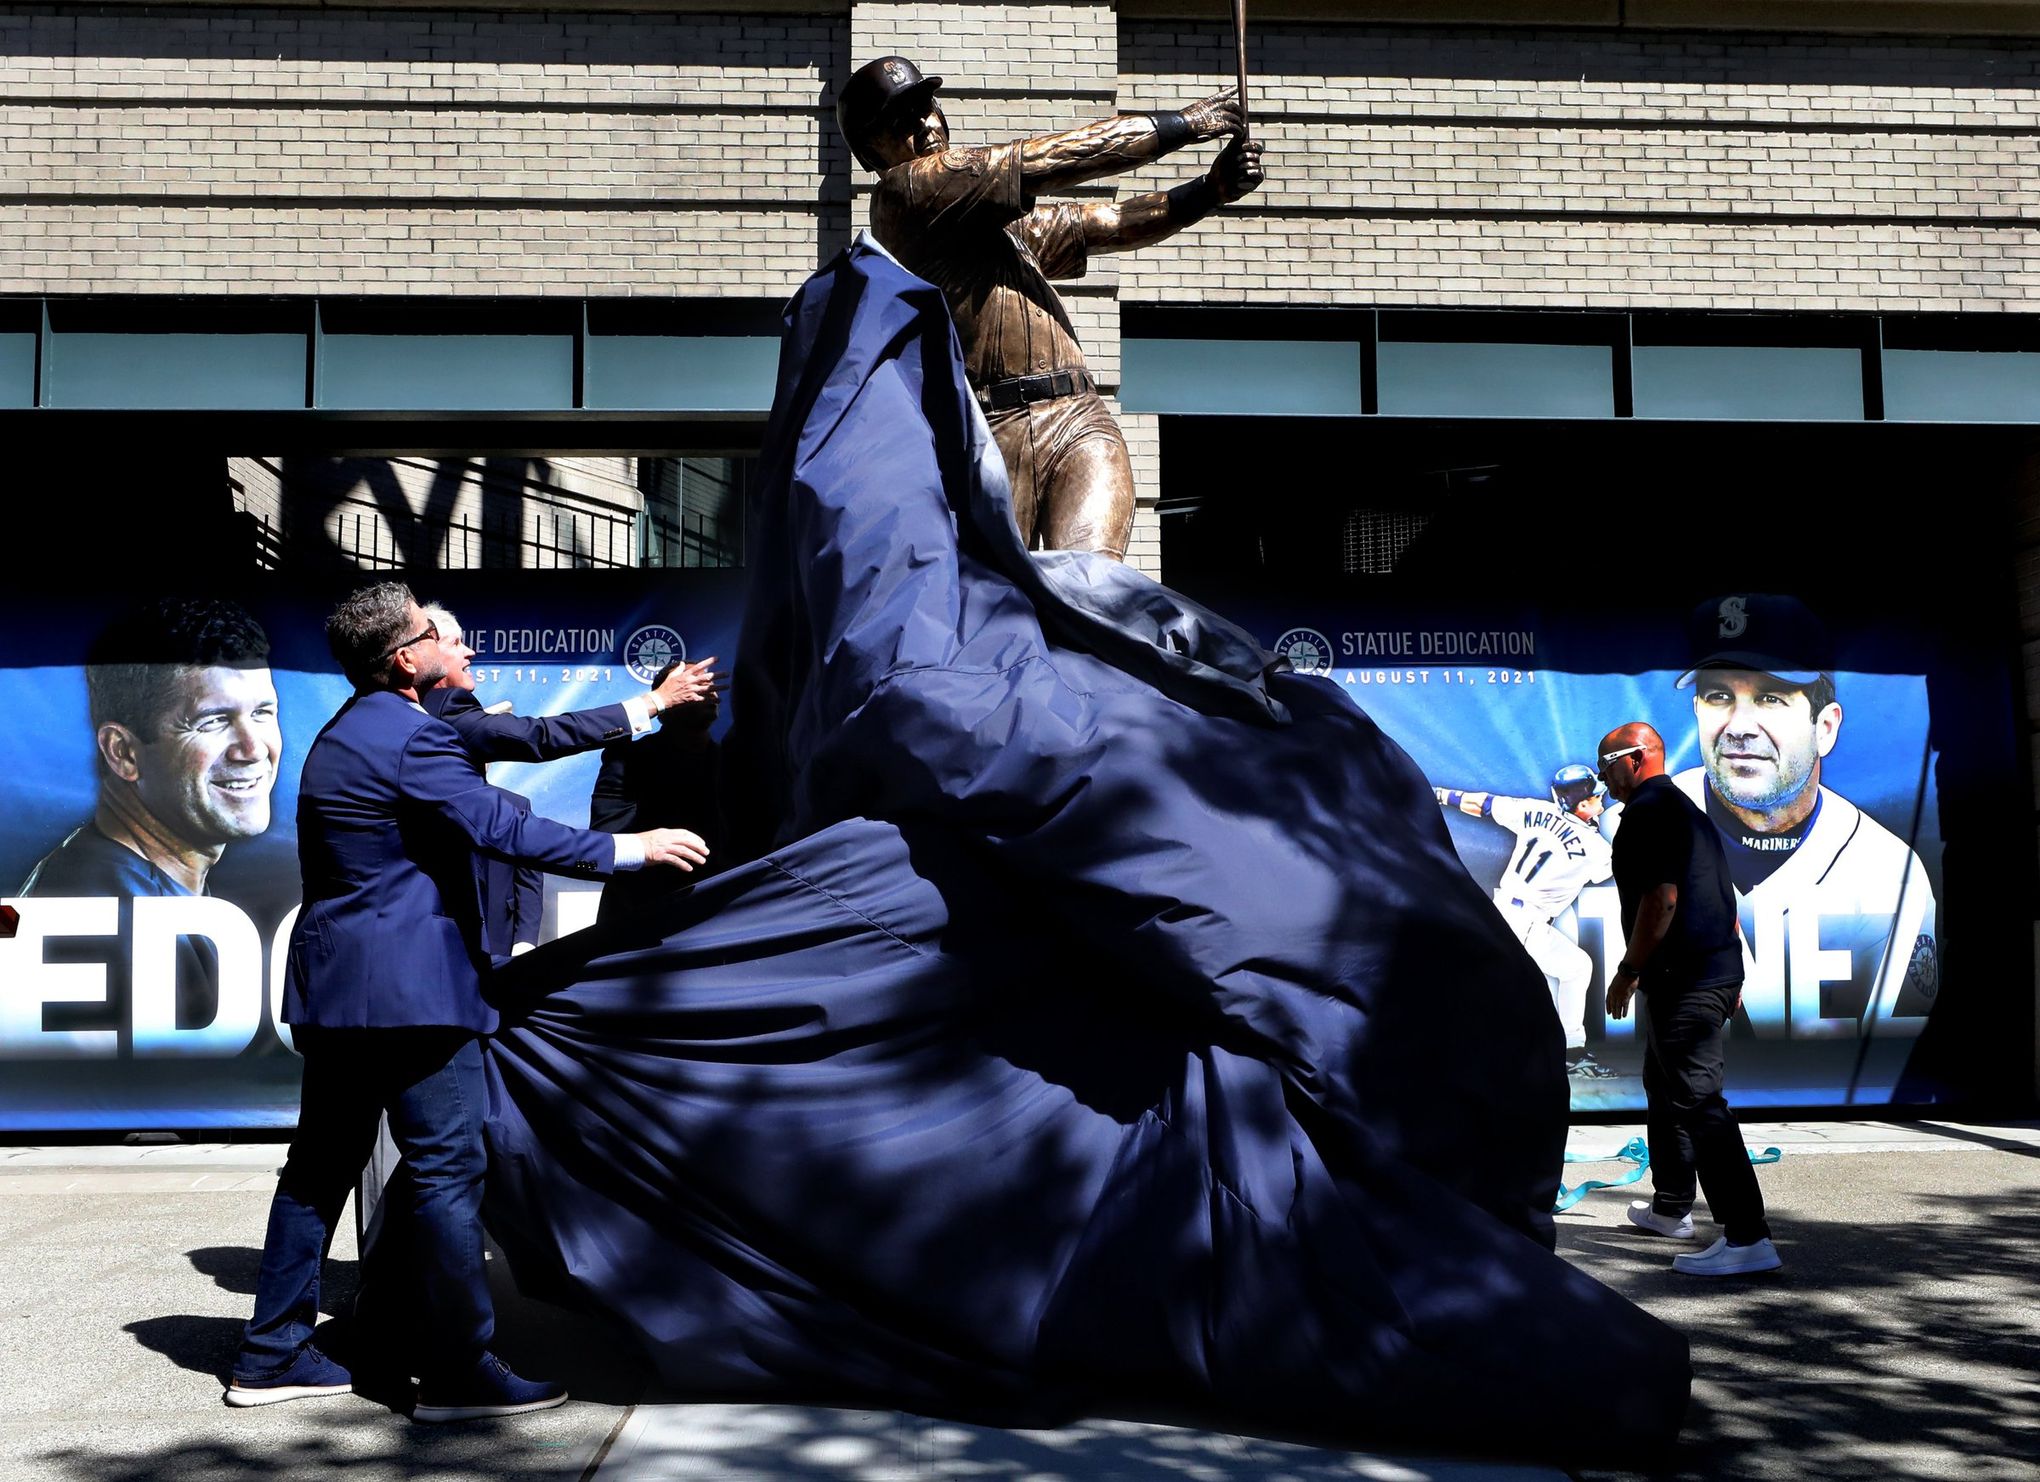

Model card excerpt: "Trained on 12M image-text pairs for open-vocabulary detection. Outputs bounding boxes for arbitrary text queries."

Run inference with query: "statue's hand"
[1209,137,1265,202]
[1180,87,1245,142]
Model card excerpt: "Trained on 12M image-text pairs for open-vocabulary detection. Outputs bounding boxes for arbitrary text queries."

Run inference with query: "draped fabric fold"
[475,239,1692,1456]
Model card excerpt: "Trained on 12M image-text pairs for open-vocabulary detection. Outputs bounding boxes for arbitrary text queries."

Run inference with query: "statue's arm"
[1076,138,1265,257]
[1015,89,1243,196]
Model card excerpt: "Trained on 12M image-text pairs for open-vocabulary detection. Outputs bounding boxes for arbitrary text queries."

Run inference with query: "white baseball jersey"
[1674,768,1938,1039]
[1484,796,1614,920]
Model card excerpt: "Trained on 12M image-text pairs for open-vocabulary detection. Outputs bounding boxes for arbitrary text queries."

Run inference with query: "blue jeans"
[235,1028,493,1382]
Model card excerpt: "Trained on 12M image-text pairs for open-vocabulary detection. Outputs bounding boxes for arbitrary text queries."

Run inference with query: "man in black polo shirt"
[1598,720,1781,1276]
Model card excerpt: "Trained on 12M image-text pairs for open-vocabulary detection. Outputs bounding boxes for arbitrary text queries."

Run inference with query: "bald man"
[1597,722,1780,1277]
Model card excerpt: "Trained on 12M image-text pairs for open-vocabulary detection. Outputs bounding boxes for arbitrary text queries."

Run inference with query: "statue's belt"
[976,368,1096,411]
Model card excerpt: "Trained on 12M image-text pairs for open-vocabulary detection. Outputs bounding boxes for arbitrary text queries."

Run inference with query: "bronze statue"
[836,57,1265,561]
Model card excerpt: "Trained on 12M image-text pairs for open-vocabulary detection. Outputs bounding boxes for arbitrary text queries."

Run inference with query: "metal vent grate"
[1340,508,1431,575]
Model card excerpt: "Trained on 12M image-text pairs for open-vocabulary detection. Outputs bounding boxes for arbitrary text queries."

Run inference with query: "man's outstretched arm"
[1068,136,1264,256]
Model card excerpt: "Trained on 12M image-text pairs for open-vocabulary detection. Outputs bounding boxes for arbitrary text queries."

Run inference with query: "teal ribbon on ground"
[1554,1139,1782,1213]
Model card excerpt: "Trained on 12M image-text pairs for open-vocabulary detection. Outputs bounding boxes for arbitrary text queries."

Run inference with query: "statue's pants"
[986,389,1134,560]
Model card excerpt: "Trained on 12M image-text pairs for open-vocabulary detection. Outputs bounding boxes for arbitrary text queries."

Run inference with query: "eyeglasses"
[1591,747,1640,783]
[376,620,439,664]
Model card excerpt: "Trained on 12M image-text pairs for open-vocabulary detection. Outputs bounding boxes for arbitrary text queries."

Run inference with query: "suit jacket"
[590,725,724,925]
[481,789,547,962]
[285,690,618,1032]
[423,685,634,764]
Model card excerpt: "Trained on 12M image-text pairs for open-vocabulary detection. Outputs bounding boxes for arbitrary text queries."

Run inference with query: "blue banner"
[1245,601,1942,1111]
[0,576,1950,1126]
[0,573,745,1129]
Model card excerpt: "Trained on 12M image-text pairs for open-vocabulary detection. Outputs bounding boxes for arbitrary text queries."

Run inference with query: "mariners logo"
[1904,934,1939,1002]
[1717,596,1749,639]
[1274,628,1335,678]
[884,59,911,85]
[623,625,687,684]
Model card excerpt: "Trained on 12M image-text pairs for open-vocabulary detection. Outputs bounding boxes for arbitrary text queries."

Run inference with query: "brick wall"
[1119,19,2040,311]
[8,4,2040,591]
[0,6,849,297]
[9,11,2040,316]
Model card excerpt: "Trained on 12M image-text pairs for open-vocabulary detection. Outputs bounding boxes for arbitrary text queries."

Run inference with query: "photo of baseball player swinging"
[1435,766,1621,1079]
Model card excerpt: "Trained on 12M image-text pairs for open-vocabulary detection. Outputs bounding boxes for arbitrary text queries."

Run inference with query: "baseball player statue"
[836,56,1266,561]
[1436,765,1620,1078]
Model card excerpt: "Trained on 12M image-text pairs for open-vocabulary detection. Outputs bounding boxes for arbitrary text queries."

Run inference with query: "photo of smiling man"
[1670,594,1938,1038]
[19,597,280,902]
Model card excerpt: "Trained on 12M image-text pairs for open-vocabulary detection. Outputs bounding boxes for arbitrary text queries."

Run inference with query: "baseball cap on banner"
[1675,593,1833,689]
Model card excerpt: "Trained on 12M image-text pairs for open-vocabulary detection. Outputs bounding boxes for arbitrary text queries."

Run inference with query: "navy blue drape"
[475,240,1690,1455]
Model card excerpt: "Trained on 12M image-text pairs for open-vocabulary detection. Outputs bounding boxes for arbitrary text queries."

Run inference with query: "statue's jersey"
[870,142,1091,386]
[1672,768,1938,1037]
[1485,796,1613,920]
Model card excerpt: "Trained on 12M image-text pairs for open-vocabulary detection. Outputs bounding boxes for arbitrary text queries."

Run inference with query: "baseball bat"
[1232,0,1249,140]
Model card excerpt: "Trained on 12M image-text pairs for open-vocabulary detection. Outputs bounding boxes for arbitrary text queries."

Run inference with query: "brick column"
[1116,404,1163,574]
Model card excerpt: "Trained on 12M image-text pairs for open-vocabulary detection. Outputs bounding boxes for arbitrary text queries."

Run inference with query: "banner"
[0,575,1950,1126]
[0,572,745,1130]
[1250,598,1943,1111]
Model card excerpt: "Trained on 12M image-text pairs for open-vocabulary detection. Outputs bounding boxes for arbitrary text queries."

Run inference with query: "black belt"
[977,368,1095,411]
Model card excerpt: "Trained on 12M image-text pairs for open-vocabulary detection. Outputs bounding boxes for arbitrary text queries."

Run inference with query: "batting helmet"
[1550,763,1604,817]
[836,56,944,173]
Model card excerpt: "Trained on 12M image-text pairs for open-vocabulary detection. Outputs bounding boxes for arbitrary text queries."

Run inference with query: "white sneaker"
[1674,1236,1783,1276]
[1626,1200,1694,1239]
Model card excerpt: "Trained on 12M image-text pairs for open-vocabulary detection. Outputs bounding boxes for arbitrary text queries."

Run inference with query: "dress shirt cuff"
[611,833,646,872]
[622,694,658,735]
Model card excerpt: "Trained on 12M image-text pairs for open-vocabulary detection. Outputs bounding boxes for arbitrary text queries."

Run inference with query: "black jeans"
[1641,977,1771,1246]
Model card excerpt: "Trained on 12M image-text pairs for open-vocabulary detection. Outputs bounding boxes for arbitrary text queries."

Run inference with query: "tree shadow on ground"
[79,1167,2040,1480]
[33,1430,615,1482]
[1568,1179,2040,1482]
[23,1399,1596,1482]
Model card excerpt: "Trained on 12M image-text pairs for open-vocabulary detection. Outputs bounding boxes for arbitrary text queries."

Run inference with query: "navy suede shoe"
[225,1344,353,1407]
[411,1352,567,1423]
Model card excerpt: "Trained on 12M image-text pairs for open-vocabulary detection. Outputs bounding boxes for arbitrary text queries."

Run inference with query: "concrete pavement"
[1,1121,2034,1481]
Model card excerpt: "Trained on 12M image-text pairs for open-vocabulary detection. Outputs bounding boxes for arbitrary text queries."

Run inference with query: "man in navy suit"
[228,582,709,1419]
[353,600,711,1257]
[417,600,715,764]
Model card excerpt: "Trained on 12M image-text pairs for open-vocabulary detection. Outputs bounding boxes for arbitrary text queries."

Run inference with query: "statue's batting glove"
[1181,87,1245,142]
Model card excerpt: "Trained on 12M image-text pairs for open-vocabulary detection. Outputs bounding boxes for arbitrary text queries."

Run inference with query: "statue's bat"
[1232,0,1249,140]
